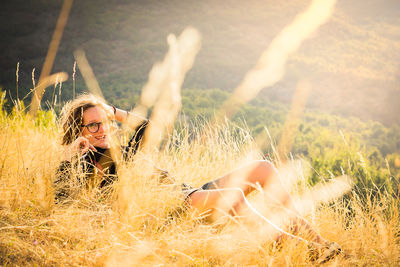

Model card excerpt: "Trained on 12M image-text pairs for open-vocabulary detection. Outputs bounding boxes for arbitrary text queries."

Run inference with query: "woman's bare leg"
[188,188,245,215]
[208,160,276,195]
[189,160,327,244]
[189,188,311,243]
[206,160,294,211]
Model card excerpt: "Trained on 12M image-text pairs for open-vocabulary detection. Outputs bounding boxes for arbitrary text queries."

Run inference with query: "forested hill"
[1,0,399,125]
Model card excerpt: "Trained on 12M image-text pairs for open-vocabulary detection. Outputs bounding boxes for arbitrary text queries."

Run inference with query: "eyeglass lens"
[87,122,101,133]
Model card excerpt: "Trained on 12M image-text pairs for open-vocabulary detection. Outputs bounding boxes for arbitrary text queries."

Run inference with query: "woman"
[56,93,341,262]
[55,94,148,200]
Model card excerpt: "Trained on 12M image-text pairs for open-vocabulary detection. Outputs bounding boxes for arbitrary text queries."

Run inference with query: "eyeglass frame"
[81,122,104,133]
[81,120,117,133]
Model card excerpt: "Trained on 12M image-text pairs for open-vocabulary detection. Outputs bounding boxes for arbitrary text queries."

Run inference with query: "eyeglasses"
[81,122,105,133]
[82,120,118,134]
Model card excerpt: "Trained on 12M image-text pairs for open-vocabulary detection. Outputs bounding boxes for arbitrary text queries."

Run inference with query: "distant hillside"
[1,0,399,125]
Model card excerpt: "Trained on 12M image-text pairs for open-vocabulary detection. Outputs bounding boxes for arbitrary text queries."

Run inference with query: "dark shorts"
[182,178,222,200]
[200,179,220,190]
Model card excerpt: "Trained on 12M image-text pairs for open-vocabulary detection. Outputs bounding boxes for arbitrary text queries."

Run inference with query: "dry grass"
[1,1,399,264]
[0,105,399,266]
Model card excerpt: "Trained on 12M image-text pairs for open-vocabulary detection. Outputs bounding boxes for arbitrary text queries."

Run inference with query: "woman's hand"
[101,103,125,123]
[101,103,115,117]
[63,136,97,161]
[102,102,148,124]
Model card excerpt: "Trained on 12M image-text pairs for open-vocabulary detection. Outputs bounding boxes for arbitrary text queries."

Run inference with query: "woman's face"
[81,106,110,149]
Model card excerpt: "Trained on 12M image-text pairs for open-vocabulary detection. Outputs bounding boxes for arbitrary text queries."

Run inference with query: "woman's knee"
[247,160,276,186]
[255,160,275,172]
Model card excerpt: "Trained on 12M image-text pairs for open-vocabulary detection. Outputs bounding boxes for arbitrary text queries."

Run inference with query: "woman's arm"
[104,104,148,124]
[125,120,149,155]
[113,106,129,123]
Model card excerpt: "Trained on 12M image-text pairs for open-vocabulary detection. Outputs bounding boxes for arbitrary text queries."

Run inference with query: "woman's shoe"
[308,241,342,264]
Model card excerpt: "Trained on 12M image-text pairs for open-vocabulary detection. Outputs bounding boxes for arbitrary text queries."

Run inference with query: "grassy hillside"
[0,94,399,265]
[1,0,399,124]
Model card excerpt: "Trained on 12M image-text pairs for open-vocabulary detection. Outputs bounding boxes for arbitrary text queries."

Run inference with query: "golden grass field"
[0,98,399,266]
[1,1,399,265]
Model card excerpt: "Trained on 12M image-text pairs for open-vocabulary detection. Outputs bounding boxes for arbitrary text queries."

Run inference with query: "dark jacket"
[54,121,148,202]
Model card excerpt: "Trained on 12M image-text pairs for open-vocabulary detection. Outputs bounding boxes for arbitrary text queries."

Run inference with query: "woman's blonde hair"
[59,94,111,145]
